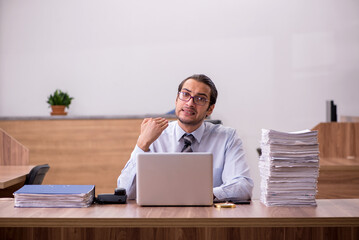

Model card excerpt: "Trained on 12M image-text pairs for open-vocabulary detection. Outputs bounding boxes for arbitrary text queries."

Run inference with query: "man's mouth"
[182,108,196,116]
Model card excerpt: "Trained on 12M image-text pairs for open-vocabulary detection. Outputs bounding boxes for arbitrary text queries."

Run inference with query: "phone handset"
[95,187,127,204]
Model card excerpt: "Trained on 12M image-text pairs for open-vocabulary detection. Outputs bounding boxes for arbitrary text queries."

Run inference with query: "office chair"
[25,164,50,185]
[205,119,222,125]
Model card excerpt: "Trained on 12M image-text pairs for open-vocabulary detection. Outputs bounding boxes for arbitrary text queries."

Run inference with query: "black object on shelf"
[326,100,337,122]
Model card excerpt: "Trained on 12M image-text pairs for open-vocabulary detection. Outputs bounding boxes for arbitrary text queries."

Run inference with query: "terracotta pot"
[51,105,67,116]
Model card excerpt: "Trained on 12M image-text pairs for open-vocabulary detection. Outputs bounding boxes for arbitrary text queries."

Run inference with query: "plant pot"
[51,105,67,116]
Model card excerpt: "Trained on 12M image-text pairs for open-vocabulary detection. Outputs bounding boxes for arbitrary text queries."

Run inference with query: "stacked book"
[14,185,95,208]
[259,129,319,206]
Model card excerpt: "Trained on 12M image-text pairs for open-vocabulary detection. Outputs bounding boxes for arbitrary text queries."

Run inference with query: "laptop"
[136,152,213,206]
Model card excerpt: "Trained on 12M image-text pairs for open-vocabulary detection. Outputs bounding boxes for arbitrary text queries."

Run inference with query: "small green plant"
[47,89,74,108]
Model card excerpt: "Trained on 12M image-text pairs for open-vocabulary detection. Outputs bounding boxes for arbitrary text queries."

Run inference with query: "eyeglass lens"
[179,92,207,105]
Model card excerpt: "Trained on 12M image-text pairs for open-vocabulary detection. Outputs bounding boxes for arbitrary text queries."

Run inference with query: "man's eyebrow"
[182,88,208,98]
[196,93,208,97]
[182,88,192,93]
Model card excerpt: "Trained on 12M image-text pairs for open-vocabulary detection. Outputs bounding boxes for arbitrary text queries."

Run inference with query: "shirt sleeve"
[212,130,254,201]
[117,145,146,200]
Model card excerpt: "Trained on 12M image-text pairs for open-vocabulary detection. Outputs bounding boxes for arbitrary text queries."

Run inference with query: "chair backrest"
[205,119,222,125]
[25,164,50,185]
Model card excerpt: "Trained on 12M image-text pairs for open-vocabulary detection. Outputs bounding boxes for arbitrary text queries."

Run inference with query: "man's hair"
[177,74,218,106]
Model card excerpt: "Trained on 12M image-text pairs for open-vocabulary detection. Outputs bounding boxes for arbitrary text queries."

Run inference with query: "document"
[14,185,95,208]
[259,129,319,206]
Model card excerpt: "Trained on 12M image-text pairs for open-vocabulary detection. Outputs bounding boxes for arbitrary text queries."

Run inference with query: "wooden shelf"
[312,122,358,163]
[0,128,29,165]
[0,117,176,195]
[313,122,359,199]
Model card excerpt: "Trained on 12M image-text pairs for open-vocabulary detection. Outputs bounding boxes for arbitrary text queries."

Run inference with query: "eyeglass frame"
[177,91,209,106]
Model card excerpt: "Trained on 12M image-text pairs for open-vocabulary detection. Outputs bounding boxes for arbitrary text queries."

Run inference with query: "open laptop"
[136,152,213,206]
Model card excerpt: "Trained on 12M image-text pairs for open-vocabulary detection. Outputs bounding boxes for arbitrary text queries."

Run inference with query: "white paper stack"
[259,129,319,206]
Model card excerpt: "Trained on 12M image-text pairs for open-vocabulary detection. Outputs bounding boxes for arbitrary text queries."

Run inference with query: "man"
[117,74,253,201]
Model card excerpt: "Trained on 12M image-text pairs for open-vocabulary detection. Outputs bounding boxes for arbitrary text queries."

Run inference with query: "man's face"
[175,79,215,130]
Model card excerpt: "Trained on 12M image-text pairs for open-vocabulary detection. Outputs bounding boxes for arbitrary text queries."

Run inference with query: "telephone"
[95,187,127,204]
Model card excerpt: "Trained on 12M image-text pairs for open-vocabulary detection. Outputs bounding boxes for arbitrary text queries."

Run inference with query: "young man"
[117,74,253,201]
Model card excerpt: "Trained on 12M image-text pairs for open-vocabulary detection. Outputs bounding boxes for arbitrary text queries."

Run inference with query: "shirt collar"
[175,121,205,143]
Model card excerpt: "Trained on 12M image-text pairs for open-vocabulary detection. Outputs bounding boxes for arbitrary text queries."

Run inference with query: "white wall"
[1,0,359,199]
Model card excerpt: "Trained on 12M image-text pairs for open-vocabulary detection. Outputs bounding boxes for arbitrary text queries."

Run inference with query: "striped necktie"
[181,134,195,152]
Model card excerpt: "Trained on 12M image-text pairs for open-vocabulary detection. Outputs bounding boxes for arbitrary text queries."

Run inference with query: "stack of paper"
[259,129,319,206]
[14,185,95,208]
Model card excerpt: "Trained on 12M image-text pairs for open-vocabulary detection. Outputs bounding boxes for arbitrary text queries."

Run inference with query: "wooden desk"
[0,165,34,189]
[0,165,34,198]
[0,199,358,240]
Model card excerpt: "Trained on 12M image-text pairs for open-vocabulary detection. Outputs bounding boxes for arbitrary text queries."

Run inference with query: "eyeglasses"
[178,92,209,106]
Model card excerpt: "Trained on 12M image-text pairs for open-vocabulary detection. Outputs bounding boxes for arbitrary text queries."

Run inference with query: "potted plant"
[47,89,74,116]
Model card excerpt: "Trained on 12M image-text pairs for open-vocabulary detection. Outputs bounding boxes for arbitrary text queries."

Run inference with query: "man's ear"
[206,104,215,118]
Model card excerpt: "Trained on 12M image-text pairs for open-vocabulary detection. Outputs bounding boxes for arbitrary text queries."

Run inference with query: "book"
[14,185,95,208]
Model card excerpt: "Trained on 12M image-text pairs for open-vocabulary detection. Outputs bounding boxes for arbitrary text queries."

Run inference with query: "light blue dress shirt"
[117,120,253,201]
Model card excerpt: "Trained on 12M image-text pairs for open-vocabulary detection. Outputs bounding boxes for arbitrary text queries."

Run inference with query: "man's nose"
[186,97,196,106]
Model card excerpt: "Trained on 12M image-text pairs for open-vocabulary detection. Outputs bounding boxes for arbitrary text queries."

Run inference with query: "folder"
[14,185,95,208]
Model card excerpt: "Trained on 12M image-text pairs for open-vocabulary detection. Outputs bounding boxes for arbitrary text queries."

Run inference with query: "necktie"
[181,134,195,152]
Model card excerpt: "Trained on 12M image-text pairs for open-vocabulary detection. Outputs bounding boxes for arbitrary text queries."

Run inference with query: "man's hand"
[137,117,169,152]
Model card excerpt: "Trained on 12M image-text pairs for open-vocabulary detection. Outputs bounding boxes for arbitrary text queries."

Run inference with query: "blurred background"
[1,0,358,199]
